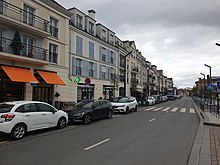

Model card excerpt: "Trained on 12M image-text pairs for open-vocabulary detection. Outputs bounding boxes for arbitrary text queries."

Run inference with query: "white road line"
[153,107,164,111]
[148,118,156,122]
[84,139,110,151]
[180,108,186,113]
[190,108,195,113]
[162,107,170,112]
[144,107,156,111]
[171,107,178,112]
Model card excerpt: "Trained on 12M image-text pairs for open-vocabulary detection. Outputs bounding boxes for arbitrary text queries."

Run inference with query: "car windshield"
[113,97,129,103]
[0,104,14,113]
[74,100,94,108]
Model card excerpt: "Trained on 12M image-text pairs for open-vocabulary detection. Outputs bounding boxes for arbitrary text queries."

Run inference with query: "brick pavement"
[210,126,220,165]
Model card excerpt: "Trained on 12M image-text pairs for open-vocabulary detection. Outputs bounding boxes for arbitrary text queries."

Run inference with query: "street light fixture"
[124,51,133,97]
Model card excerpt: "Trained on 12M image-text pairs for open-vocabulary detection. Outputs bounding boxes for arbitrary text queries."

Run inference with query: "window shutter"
[82,60,89,77]
[99,64,102,79]
[94,63,97,78]
[72,57,76,75]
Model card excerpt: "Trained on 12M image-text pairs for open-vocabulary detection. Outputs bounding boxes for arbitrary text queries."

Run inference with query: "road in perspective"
[0,97,199,165]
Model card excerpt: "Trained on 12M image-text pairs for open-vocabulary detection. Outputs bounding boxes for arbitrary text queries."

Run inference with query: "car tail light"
[1,114,15,122]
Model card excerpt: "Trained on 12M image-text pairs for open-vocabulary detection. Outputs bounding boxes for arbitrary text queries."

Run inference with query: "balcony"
[0,37,48,63]
[0,1,50,37]
[131,66,139,73]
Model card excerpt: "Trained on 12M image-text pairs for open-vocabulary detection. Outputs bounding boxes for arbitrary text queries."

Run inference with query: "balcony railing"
[0,0,50,33]
[132,66,139,72]
[0,37,47,61]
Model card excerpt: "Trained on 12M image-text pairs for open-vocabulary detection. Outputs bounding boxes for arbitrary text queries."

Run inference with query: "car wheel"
[57,117,67,129]
[83,114,92,124]
[134,105,137,112]
[10,124,27,140]
[107,110,113,119]
[125,107,129,114]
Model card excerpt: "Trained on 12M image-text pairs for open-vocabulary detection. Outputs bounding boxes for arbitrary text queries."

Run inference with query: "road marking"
[148,118,156,122]
[162,107,170,112]
[180,108,186,113]
[153,107,163,111]
[190,108,195,113]
[171,108,178,112]
[144,107,156,111]
[84,138,110,151]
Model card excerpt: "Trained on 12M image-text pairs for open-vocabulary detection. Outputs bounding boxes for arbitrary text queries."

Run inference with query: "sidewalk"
[189,100,220,165]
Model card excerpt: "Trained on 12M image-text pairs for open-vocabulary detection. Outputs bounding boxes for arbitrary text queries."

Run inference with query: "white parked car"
[111,96,138,113]
[147,96,156,105]
[0,101,68,140]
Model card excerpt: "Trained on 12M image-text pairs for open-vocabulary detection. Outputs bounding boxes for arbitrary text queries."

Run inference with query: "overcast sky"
[56,0,220,88]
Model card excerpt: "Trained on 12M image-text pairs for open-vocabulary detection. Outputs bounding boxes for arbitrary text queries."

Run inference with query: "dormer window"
[89,22,94,35]
[76,14,83,29]
[101,29,106,41]
[109,34,114,45]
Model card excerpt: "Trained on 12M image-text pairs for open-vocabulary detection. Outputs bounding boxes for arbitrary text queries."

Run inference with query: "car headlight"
[75,112,85,116]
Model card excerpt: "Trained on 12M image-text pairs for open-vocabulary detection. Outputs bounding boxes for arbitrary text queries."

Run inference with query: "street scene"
[1,0,220,165]
[0,97,199,165]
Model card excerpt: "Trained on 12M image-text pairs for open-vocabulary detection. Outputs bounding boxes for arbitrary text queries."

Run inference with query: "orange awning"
[36,70,65,85]
[1,66,39,83]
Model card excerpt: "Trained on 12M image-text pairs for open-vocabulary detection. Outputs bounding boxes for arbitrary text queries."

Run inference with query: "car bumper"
[112,107,126,113]
[0,122,14,134]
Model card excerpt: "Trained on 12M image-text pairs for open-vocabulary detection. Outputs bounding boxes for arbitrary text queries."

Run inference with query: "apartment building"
[0,0,70,104]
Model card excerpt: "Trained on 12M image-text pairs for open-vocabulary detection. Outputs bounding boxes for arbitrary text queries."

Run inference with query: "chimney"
[88,9,96,19]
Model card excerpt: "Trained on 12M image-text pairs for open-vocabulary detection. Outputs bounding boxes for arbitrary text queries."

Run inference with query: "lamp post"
[204,64,212,112]
[124,51,133,97]
[147,68,153,97]
[200,72,206,102]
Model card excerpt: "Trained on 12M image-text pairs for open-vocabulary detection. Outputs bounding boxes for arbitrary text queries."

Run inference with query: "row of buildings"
[0,0,174,106]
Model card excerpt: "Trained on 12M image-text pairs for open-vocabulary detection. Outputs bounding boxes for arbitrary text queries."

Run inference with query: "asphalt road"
[0,97,199,165]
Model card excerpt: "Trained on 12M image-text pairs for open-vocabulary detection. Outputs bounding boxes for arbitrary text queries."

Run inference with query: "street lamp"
[124,51,133,97]
[200,72,206,101]
[204,64,212,106]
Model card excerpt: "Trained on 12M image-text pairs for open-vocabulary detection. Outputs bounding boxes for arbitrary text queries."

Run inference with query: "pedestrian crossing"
[144,106,195,113]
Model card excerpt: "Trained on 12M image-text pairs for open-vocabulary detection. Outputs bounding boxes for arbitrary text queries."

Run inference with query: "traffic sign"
[207,84,213,90]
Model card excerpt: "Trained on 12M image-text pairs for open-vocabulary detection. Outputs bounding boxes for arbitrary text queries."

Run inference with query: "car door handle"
[25,114,30,117]
[42,114,46,116]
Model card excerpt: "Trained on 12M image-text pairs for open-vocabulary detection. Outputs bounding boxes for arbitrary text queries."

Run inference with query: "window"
[110,51,114,64]
[49,43,58,63]
[101,29,106,41]
[109,34,114,45]
[50,17,58,38]
[89,62,94,77]
[0,28,3,51]
[76,14,83,29]
[16,104,37,113]
[102,66,106,79]
[23,4,35,26]
[110,68,114,80]
[76,58,82,75]
[89,22,94,35]
[0,0,3,14]
[23,36,34,57]
[101,47,106,62]
[76,36,83,55]
[89,41,94,58]
[37,103,56,112]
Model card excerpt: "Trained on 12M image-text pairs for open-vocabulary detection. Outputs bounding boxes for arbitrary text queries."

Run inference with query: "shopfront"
[77,83,94,102]
[103,85,114,101]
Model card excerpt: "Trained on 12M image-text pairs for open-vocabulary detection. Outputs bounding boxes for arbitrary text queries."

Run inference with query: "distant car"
[151,95,161,104]
[0,101,68,140]
[111,96,138,113]
[147,96,156,105]
[64,99,113,124]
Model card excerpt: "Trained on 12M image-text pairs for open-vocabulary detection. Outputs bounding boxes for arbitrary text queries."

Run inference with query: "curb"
[187,99,211,165]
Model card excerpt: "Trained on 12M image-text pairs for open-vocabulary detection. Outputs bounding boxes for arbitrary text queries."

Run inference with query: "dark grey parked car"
[64,99,113,124]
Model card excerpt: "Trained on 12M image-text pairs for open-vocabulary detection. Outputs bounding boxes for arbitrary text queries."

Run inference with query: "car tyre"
[107,110,113,119]
[10,124,27,140]
[57,117,67,129]
[83,114,92,124]
[125,107,129,114]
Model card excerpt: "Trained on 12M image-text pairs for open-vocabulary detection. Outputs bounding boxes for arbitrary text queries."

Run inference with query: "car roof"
[0,100,48,105]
